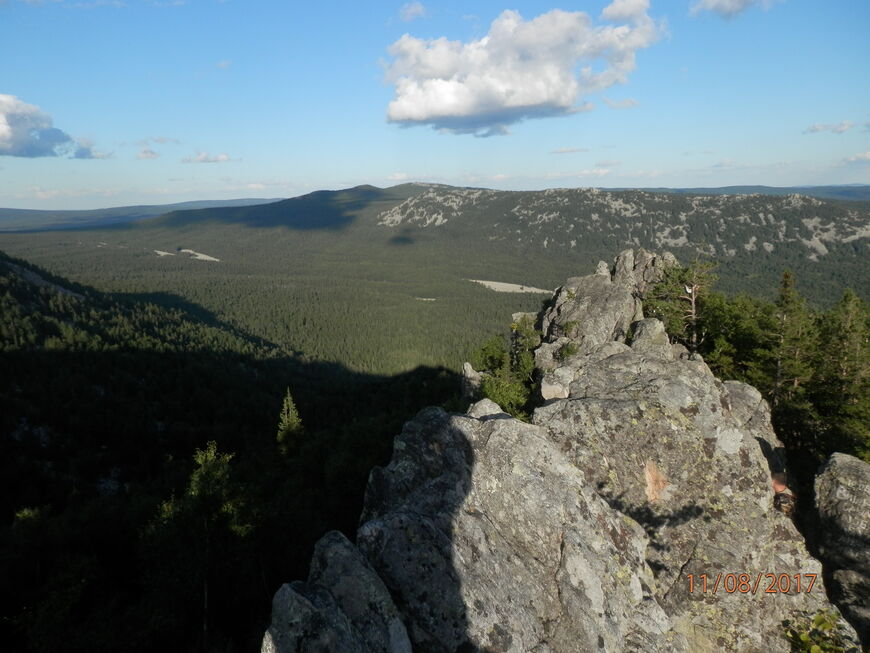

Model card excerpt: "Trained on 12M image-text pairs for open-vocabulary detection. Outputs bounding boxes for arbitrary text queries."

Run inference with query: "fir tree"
[277,388,304,454]
[769,271,816,409]
[813,289,870,459]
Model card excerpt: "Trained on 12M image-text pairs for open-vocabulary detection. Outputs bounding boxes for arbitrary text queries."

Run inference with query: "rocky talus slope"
[262,249,860,652]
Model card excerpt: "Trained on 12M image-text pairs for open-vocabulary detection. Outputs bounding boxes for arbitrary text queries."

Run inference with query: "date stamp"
[686,572,817,595]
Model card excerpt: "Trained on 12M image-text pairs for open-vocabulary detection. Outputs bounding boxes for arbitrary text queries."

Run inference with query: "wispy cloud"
[844,151,870,164]
[137,147,159,159]
[399,1,425,22]
[690,0,782,19]
[596,159,622,166]
[135,136,180,146]
[385,1,661,136]
[182,152,234,163]
[803,121,854,134]
[550,147,588,154]
[216,60,231,69]
[387,172,411,180]
[0,94,106,158]
[602,97,638,110]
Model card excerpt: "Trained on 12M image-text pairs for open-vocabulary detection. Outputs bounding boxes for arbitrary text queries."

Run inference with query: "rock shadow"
[594,481,709,573]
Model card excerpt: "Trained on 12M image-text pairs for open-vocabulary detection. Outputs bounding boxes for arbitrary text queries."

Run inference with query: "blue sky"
[1,0,868,209]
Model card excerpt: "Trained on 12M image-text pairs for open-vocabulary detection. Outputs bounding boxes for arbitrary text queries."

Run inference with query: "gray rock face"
[815,453,870,643]
[262,249,857,652]
[262,531,411,653]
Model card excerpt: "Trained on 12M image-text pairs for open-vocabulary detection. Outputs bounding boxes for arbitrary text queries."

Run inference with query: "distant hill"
[632,184,870,202]
[0,181,867,377]
[0,198,281,232]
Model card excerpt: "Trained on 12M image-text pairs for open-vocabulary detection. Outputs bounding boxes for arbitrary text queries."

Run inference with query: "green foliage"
[0,252,465,652]
[471,335,509,373]
[644,257,717,352]
[782,610,861,652]
[646,261,870,476]
[555,342,579,361]
[471,314,542,420]
[276,388,304,454]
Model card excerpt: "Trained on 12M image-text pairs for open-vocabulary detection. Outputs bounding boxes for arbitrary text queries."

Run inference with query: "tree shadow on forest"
[1,324,463,651]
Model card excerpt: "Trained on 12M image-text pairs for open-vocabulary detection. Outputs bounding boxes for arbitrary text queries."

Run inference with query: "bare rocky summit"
[262,249,860,652]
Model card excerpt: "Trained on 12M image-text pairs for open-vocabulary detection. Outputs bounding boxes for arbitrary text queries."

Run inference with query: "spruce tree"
[813,289,870,459]
[277,388,303,454]
[769,271,816,408]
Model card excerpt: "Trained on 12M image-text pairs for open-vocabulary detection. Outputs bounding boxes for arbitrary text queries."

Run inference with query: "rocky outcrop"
[262,249,858,652]
[815,453,870,643]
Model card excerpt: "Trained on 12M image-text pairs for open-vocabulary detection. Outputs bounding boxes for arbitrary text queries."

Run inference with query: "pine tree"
[769,271,816,408]
[813,289,870,459]
[277,388,303,454]
[644,257,717,352]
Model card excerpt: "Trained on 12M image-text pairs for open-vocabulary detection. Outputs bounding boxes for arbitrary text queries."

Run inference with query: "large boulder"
[262,250,857,652]
[815,453,870,644]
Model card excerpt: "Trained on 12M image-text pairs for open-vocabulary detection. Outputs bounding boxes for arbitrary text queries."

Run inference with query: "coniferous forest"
[0,187,868,652]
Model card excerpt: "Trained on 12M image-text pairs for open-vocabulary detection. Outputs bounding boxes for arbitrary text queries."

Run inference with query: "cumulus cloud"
[0,94,104,158]
[550,147,588,154]
[137,147,159,159]
[182,152,233,163]
[690,0,781,18]
[385,2,661,136]
[399,1,425,22]
[803,121,854,134]
[603,97,638,109]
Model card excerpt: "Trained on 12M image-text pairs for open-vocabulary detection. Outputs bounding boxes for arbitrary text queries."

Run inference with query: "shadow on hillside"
[116,289,292,353]
[149,186,395,231]
[0,338,462,652]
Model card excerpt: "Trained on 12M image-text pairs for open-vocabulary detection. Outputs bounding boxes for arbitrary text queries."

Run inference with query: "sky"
[1,0,869,209]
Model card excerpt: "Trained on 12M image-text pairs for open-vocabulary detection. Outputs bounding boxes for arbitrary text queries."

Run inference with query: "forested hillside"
[0,251,463,652]
[0,184,866,384]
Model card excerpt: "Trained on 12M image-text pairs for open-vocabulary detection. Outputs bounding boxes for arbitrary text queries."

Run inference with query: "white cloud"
[387,172,411,180]
[0,94,103,158]
[844,151,870,164]
[217,60,231,69]
[550,147,588,154]
[399,1,425,22]
[596,159,622,166]
[385,3,661,136]
[137,147,159,159]
[182,152,233,163]
[690,0,781,18]
[601,0,649,22]
[803,121,854,134]
[603,97,638,109]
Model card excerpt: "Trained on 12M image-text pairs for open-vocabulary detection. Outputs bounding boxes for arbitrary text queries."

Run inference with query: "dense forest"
[2,232,868,651]
[0,251,464,651]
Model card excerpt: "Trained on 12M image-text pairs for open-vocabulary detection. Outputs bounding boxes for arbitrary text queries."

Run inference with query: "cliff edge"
[261,249,860,652]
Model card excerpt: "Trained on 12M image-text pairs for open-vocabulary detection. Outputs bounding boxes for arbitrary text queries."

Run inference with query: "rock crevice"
[262,249,860,652]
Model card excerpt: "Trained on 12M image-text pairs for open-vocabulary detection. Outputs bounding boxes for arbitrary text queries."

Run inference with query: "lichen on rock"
[261,249,859,652]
